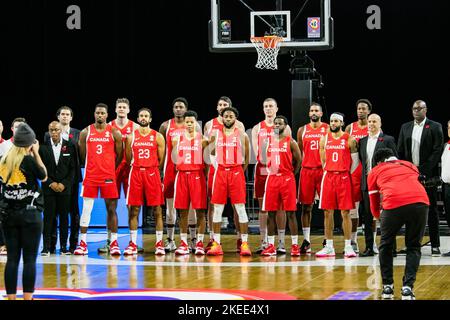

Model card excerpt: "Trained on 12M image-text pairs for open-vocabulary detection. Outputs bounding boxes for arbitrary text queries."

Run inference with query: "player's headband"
[330,113,344,122]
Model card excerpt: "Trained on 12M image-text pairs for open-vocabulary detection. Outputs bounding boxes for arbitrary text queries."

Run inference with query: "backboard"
[209,0,334,53]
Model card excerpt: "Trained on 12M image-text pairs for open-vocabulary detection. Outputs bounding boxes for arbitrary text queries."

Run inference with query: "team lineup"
[66,96,386,259]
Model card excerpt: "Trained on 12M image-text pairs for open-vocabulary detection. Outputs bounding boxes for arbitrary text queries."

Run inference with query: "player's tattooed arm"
[319,135,326,168]
[345,124,351,134]
[159,121,168,138]
[349,136,358,153]
[112,127,123,168]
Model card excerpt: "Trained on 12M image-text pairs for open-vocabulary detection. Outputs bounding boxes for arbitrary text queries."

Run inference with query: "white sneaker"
[277,242,286,254]
[344,245,357,258]
[381,284,394,300]
[315,246,335,257]
[164,238,176,252]
[373,243,379,254]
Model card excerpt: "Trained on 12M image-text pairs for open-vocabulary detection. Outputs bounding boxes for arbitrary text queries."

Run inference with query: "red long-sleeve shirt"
[367,159,429,218]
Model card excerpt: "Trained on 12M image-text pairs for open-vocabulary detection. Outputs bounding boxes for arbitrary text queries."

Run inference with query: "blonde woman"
[0,123,47,300]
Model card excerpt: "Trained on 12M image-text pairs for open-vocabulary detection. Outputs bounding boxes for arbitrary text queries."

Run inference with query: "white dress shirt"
[366,131,381,173]
[0,139,13,158]
[61,127,71,141]
[442,142,450,183]
[411,117,426,166]
[52,139,62,165]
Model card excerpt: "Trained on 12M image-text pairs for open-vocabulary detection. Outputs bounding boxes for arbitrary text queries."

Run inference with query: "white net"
[250,36,283,70]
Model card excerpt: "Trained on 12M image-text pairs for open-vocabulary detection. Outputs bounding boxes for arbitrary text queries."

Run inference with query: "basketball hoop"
[250,36,283,70]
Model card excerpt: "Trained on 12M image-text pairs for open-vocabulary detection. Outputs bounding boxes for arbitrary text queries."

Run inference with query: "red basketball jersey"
[111,119,135,162]
[324,132,351,172]
[163,119,186,173]
[176,132,204,171]
[207,117,224,137]
[215,128,243,168]
[267,135,293,174]
[84,124,116,185]
[131,129,159,168]
[349,122,369,142]
[301,122,329,168]
[256,120,275,163]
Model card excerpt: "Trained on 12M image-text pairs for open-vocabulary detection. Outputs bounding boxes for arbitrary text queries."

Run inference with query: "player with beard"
[125,108,165,255]
[252,98,291,254]
[296,103,329,254]
[74,103,123,255]
[203,97,245,253]
[172,111,208,255]
[316,113,359,258]
[260,116,301,256]
[159,98,199,252]
[345,99,371,253]
[98,98,139,254]
[207,107,251,256]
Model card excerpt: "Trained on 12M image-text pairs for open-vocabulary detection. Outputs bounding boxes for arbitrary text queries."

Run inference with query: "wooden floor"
[1,233,450,300]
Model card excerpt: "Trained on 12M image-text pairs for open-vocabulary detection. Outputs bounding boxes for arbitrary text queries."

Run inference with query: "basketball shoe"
[300,239,311,254]
[109,240,121,256]
[155,240,166,255]
[291,244,300,256]
[240,242,252,256]
[124,241,138,256]
[381,284,394,300]
[261,243,277,256]
[344,245,357,258]
[315,246,335,257]
[175,240,190,255]
[74,240,88,255]
[206,241,223,256]
[195,241,205,255]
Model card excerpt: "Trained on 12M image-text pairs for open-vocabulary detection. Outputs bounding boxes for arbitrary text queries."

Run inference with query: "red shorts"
[253,162,269,199]
[81,183,118,199]
[115,161,130,196]
[163,163,176,199]
[207,165,215,198]
[126,167,164,206]
[319,171,355,210]
[298,167,324,205]
[174,170,207,210]
[351,163,363,203]
[211,166,246,205]
[262,173,297,212]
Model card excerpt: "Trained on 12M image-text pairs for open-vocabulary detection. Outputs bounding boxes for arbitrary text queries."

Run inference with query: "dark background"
[1,0,449,141]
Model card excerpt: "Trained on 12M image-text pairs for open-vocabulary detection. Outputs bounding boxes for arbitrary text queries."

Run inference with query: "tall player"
[125,108,166,255]
[173,111,208,255]
[204,96,245,252]
[261,116,302,256]
[159,97,198,252]
[74,103,123,255]
[316,113,359,258]
[207,107,252,256]
[251,98,291,254]
[98,98,139,254]
[297,103,329,254]
[345,99,371,253]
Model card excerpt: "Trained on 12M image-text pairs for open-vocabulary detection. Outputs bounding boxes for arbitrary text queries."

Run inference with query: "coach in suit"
[40,121,76,255]
[358,114,398,257]
[397,100,444,256]
[45,106,81,253]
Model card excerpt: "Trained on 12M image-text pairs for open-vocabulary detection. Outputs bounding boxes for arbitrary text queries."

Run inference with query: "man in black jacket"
[45,106,81,253]
[40,121,76,255]
[397,100,444,256]
[358,114,398,256]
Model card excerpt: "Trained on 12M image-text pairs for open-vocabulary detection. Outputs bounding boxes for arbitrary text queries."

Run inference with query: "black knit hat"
[13,123,36,147]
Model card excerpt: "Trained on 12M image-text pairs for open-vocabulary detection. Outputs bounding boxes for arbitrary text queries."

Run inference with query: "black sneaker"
[442,251,450,257]
[381,284,394,300]
[431,247,441,257]
[397,247,407,255]
[41,250,50,257]
[359,248,375,257]
[98,239,111,253]
[300,239,311,254]
[60,248,71,255]
[401,286,416,300]
[137,245,145,254]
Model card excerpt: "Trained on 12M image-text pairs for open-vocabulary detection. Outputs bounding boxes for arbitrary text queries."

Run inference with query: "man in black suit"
[40,121,76,255]
[45,106,81,253]
[397,100,444,256]
[358,114,398,256]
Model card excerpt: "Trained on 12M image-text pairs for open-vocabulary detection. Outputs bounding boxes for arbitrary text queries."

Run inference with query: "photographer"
[0,123,47,300]
[368,148,429,300]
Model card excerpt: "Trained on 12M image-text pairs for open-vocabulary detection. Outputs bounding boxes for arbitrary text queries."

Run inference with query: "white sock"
[215,234,221,244]
[351,232,357,242]
[241,234,248,243]
[130,230,138,244]
[345,239,351,247]
[181,233,188,245]
[111,233,118,243]
[189,226,196,240]
[268,236,275,246]
[278,230,286,244]
[168,227,175,241]
[303,227,310,242]
[291,235,298,245]
[197,234,204,243]
[209,231,214,240]
[156,231,163,243]
[81,233,87,243]
[326,239,334,248]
